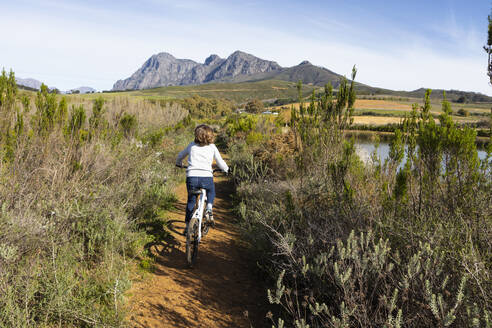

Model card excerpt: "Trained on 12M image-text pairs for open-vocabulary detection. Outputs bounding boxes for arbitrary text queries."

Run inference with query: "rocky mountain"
[113,53,199,90]
[112,51,283,91]
[201,51,282,83]
[16,77,43,90]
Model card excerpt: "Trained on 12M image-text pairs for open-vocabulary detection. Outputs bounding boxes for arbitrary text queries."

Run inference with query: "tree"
[181,95,233,118]
[89,97,105,130]
[35,84,57,134]
[290,66,357,153]
[0,69,17,135]
[454,95,466,103]
[56,97,68,125]
[245,99,264,113]
[484,12,492,83]
[457,108,469,117]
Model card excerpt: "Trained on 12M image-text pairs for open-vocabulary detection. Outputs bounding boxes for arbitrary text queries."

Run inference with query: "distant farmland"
[97,80,318,103]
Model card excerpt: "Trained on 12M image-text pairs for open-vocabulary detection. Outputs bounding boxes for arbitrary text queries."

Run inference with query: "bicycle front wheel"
[186,217,199,267]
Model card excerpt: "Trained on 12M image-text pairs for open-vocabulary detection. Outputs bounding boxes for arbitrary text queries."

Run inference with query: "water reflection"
[355,142,489,166]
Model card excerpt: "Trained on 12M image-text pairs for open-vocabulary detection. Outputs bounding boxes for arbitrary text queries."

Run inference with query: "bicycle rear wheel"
[186,217,199,267]
[201,206,210,237]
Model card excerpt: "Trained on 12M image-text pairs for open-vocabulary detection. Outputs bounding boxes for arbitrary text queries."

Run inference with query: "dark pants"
[185,176,215,223]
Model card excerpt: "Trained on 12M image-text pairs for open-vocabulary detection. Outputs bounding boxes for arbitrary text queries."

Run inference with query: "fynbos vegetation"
[1,53,490,327]
[230,70,491,327]
[0,69,188,326]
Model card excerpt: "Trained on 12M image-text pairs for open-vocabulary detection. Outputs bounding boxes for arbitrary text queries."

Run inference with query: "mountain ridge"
[111,50,492,102]
[113,51,296,91]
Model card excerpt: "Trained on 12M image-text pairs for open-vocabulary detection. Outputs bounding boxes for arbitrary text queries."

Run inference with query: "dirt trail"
[127,176,268,328]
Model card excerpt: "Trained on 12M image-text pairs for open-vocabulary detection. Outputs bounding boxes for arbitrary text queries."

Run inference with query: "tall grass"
[65,95,188,131]
[0,71,188,327]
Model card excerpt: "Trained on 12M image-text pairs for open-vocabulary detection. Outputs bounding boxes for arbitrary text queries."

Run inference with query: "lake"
[355,142,489,166]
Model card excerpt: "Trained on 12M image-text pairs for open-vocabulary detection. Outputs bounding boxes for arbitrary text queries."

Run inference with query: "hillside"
[266,60,342,87]
[106,79,318,103]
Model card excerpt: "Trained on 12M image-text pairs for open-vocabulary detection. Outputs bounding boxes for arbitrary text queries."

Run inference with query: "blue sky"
[2,0,491,95]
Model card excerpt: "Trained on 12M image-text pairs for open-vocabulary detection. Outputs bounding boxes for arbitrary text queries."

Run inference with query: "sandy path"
[127,176,268,328]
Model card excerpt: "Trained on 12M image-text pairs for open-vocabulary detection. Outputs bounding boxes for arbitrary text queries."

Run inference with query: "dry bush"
[0,132,160,326]
[254,130,297,180]
[180,95,234,119]
[68,96,188,131]
[0,78,186,326]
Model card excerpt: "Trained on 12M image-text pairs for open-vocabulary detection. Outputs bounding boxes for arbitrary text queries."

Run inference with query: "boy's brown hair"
[194,124,215,146]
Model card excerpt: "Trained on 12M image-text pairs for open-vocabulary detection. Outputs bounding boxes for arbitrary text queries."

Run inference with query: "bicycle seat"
[190,189,204,195]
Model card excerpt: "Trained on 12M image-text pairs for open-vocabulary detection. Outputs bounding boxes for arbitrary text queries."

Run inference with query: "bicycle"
[177,165,225,267]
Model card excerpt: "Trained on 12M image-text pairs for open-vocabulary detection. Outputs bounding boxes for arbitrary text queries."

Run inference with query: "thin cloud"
[1,0,490,95]
[142,0,214,10]
[429,7,483,55]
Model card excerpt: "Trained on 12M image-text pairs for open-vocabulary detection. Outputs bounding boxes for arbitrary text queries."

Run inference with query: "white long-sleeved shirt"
[176,142,229,177]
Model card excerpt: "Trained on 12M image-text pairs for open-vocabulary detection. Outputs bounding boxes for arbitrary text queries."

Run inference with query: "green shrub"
[119,112,137,137]
[66,104,86,136]
[351,123,401,132]
[133,182,177,222]
[34,84,57,134]
[454,95,467,103]
[142,129,165,148]
[89,97,106,139]
[139,258,154,272]
[180,95,233,119]
[226,114,258,137]
[265,97,296,107]
[245,99,264,113]
[230,143,271,185]
[245,131,264,145]
[56,96,68,125]
[457,108,469,116]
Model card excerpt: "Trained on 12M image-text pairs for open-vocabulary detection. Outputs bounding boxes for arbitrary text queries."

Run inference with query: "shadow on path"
[128,177,269,328]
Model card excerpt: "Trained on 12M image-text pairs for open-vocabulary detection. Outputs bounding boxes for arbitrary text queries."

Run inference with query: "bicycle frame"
[192,189,207,242]
[177,164,225,267]
[176,164,224,244]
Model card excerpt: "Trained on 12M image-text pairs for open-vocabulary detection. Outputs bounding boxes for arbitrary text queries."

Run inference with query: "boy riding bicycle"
[176,124,229,236]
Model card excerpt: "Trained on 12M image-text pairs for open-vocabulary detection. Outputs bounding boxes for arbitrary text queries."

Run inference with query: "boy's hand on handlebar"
[212,168,229,175]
